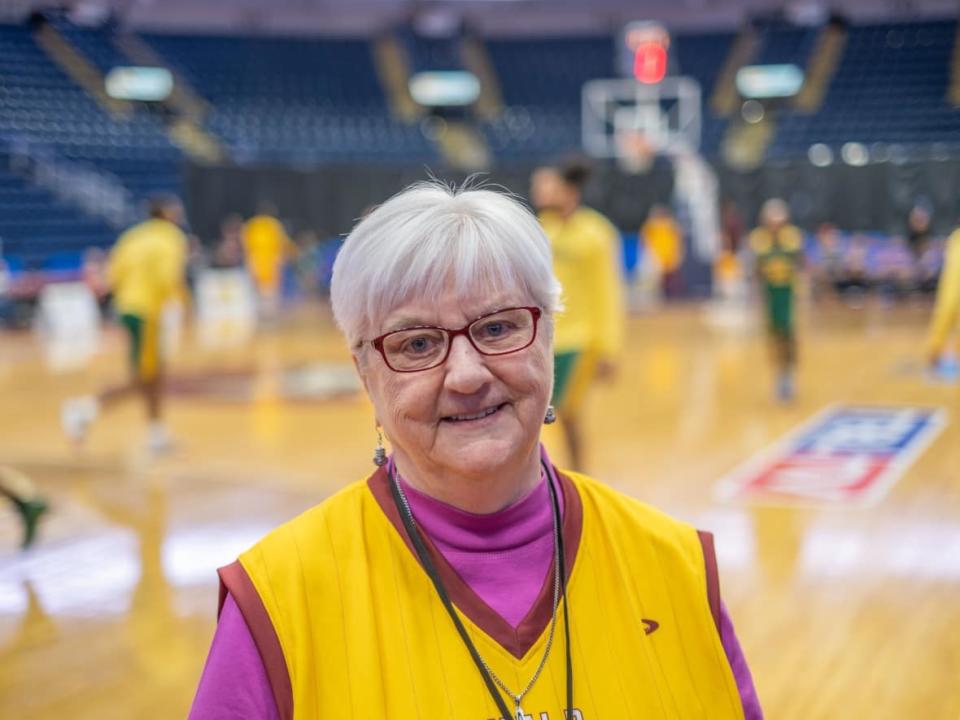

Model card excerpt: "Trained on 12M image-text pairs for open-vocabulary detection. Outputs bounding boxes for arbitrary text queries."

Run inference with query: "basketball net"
[615,128,656,174]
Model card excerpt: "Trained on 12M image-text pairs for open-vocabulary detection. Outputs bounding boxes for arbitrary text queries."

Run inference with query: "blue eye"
[398,332,442,357]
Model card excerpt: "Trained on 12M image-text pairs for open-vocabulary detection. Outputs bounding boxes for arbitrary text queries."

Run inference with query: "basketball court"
[3,3,960,718]
[1,297,957,718]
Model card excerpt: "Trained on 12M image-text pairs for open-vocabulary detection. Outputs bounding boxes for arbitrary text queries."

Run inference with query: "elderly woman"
[188,183,762,720]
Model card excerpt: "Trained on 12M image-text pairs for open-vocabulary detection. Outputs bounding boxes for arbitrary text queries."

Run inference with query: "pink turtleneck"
[394,456,562,627]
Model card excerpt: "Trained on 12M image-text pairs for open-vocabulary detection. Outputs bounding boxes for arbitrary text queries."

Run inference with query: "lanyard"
[388,460,573,719]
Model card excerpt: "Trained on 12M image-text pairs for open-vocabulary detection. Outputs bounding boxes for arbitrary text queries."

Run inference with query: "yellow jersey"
[221,468,744,720]
[927,229,960,355]
[243,215,291,286]
[642,217,685,273]
[107,218,187,318]
[749,225,804,288]
[540,208,625,357]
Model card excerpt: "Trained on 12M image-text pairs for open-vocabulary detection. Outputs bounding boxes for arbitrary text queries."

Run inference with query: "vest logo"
[487,710,584,720]
[642,618,659,635]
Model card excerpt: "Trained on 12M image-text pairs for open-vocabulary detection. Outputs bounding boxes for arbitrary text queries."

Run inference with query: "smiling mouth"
[442,403,507,423]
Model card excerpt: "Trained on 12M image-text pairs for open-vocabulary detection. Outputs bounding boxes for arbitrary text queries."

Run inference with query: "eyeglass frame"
[369,306,543,373]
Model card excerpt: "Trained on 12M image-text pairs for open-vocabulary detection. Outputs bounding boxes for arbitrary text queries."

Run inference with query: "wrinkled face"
[356,286,553,485]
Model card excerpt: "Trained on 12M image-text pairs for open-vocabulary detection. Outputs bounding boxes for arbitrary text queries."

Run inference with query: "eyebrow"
[381,302,518,333]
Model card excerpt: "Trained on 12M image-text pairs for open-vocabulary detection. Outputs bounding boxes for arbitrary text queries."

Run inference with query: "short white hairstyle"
[331,181,562,347]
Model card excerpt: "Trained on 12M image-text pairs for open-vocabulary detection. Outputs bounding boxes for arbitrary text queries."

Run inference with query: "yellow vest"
[540,208,625,357]
[225,469,743,720]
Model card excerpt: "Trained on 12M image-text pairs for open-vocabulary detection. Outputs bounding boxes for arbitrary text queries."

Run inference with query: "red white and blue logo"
[716,405,948,506]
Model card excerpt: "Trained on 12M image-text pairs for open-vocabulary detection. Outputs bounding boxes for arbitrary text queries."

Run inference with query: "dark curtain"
[183,161,675,242]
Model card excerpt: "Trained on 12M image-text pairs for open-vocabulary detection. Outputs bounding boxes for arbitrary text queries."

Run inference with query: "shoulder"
[565,471,721,627]
[748,228,771,253]
[245,479,372,562]
[948,229,960,250]
[578,207,619,239]
[117,221,148,245]
[781,225,804,251]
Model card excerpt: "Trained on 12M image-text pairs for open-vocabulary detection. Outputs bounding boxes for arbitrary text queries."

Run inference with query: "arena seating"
[770,20,960,159]
[672,31,738,156]
[142,33,436,164]
[482,36,615,160]
[0,159,114,268]
[0,24,179,186]
[0,22,177,265]
[2,17,959,269]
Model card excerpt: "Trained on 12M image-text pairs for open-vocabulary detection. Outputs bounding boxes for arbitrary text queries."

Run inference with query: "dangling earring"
[544,405,557,424]
[373,425,387,467]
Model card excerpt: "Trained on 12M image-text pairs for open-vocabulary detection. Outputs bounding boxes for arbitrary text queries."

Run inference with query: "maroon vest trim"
[366,464,584,660]
[696,530,723,637]
[218,561,294,720]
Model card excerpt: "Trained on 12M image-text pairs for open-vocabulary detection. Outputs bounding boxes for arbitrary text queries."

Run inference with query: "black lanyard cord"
[549,460,574,717]
[388,461,573,719]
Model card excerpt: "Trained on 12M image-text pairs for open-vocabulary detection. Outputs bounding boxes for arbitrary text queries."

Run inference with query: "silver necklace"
[392,474,562,720]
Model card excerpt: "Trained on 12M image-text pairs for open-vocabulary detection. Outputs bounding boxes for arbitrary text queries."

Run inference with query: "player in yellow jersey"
[531,160,626,470]
[641,204,685,298]
[749,199,804,402]
[61,196,188,454]
[926,227,960,373]
[243,203,295,319]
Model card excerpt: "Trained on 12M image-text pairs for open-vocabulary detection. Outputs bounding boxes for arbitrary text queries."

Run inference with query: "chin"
[438,436,529,479]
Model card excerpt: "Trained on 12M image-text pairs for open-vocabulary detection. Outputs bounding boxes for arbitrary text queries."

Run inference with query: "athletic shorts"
[120,313,160,381]
[552,350,598,415]
[765,284,794,337]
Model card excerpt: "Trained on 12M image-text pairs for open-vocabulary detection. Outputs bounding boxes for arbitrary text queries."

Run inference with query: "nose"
[443,334,493,395]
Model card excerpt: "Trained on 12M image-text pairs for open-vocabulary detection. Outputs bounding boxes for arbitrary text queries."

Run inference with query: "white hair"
[331,181,562,347]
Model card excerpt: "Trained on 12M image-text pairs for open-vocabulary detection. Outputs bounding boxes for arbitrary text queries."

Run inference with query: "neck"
[392,443,543,514]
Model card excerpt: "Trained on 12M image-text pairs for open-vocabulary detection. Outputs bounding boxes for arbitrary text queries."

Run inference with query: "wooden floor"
[1,299,958,719]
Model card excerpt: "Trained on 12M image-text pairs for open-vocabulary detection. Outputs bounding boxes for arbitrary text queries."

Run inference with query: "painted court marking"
[715,405,948,506]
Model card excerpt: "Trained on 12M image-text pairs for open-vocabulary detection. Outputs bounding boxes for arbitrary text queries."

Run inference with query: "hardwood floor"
[1,299,957,719]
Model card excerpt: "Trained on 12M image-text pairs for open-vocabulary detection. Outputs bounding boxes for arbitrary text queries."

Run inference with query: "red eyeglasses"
[371,306,542,373]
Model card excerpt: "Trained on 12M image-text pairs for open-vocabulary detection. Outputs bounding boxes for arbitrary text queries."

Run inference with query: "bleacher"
[0,23,162,268]
[2,16,960,271]
[672,31,738,156]
[0,23,179,187]
[0,160,114,268]
[483,36,615,160]
[771,20,960,159]
[142,33,436,164]
[400,28,463,72]
[48,17,130,74]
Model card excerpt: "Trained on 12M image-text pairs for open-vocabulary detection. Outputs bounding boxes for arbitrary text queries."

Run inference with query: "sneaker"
[61,396,99,443]
[14,497,48,549]
[776,372,796,403]
[147,422,177,456]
